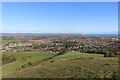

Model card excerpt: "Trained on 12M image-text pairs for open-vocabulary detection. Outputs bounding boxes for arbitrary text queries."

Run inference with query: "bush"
[104,52,115,57]
[49,60,55,63]
[112,72,120,79]
[28,62,32,66]
[2,55,16,65]
[104,52,109,57]
[109,52,115,57]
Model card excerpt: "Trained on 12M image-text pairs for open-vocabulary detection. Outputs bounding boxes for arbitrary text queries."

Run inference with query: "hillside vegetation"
[2,51,119,78]
[2,51,55,75]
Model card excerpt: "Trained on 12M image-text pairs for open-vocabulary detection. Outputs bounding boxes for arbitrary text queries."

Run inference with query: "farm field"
[2,51,119,78]
[2,40,23,44]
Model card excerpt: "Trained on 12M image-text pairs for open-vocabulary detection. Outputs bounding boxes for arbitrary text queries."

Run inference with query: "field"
[2,51,119,78]
[2,40,23,44]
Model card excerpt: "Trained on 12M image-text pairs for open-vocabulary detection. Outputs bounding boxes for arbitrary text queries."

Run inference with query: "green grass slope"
[49,51,104,62]
[2,51,118,78]
[2,51,55,75]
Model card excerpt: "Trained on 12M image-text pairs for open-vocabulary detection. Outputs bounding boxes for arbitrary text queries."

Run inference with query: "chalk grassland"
[2,51,55,75]
[49,51,104,62]
[2,51,119,78]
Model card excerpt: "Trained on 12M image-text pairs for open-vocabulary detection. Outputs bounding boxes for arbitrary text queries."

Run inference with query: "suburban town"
[1,34,119,56]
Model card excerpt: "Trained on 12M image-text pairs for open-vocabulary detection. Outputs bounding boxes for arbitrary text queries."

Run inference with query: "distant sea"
[2,33,118,36]
[86,34,118,36]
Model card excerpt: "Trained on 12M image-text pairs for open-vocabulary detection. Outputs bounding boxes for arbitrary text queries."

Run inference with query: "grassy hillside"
[2,51,119,78]
[49,51,104,62]
[2,51,55,75]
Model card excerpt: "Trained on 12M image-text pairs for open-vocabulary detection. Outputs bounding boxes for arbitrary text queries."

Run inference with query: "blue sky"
[2,2,118,34]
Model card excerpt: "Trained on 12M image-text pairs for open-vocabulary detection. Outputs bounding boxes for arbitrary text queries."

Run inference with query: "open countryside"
[1,34,119,78]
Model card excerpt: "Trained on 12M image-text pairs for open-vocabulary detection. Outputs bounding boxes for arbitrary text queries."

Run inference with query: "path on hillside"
[3,58,67,76]
[3,55,59,76]
[3,57,94,77]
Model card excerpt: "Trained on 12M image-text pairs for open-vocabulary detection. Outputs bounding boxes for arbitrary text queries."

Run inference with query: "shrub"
[109,52,115,57]
[112,72,120,79]
[28,62,32,66]
[49,60,55,63]
[104,52,109,57]
[104,52,115,57]
[2,55,16,65]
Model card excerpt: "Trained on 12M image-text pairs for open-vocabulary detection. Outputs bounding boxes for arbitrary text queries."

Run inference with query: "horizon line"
[1,32,118,34]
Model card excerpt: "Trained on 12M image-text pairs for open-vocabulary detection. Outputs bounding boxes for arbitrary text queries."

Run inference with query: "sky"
[2,2,118,34]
